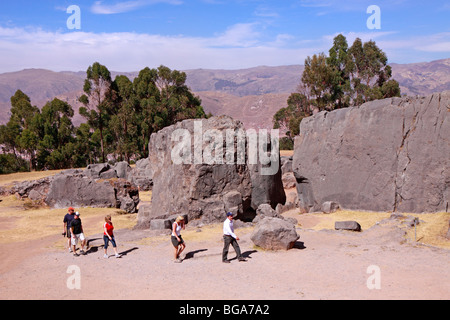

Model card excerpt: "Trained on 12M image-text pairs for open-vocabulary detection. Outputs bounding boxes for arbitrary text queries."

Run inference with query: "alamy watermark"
[67,5,81,30]
[66,265,81,290]
[367,5,381,30]
[171,121,280,176]
[366,265,381,290]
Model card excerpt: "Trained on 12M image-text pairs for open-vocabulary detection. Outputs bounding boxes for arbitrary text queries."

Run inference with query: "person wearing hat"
[171,215,186,263]
[70,211,87,256]
[63,207,76,253]
[222,212,246,263]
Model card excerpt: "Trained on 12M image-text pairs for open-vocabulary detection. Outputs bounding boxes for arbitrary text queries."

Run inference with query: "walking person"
[222,212,246,263]
[103,215,121,258]
[171,216,186,263]
[63,207,76,253]
[70,212,87,256]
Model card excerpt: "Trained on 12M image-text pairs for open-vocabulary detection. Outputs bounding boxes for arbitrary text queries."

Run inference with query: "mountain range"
[0,58,449,130]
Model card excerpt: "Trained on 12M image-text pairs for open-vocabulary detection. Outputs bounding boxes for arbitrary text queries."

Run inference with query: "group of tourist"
[171,212,247,263]
[63,207,247,263]
[62,207,120,258]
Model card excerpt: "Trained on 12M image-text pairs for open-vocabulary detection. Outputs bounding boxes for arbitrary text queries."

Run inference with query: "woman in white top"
[171,216,186,263]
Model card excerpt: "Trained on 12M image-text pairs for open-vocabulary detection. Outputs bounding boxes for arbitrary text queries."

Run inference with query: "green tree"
[301,53,335,111]
[327,34,353,109]
[7,90,41,170]
[36,98,75,169]
[276,34,401,142]
[349,38,401,103]
[273,93,309,139]
[132,65,206,158]
[110,74,139,162]
[79,62,113,163]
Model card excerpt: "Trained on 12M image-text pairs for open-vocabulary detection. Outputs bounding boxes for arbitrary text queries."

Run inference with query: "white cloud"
[91,0,182,15]
[213,23,262,47]
[0,25,448,73]
[414,33,450,52]
[0,25,311,72]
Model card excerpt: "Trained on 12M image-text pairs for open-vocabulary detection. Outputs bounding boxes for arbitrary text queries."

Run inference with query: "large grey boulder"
[148,116,252,225]
[250,217,300,250]
[45,173,139,213]
[45,173,117,209]
[10,177,52,203]
[128,158,153,191]
[113,161,132,180]
[143,115,286,227]
[292,92,450,213]
[247,133,286,210]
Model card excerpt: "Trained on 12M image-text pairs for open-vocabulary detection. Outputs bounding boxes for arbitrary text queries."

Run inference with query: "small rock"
[321,201,340,214]
[335,221,361,232]
[251,217,300,250]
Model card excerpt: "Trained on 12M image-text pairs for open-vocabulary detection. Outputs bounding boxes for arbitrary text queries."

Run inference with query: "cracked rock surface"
[292,91,449,213]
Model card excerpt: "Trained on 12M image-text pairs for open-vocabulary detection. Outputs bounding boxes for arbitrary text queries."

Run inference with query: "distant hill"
[0,59,449,129]
[390,59,450,96]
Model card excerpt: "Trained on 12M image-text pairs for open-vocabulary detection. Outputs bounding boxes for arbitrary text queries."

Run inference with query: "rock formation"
[250,217,300,250]
[6,163,140,213]
[138,115,286,228]
[292,91,449,213]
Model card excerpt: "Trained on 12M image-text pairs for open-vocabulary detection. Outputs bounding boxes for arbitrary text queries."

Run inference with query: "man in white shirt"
[222,212,246,263]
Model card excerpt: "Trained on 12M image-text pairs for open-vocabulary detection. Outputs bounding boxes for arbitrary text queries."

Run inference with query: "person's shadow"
[229,250,257,261]
[184,249,208,260]
[119,247,139,257]
[85,238,139,257]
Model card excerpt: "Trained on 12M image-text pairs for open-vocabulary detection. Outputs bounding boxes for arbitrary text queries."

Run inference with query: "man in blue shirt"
[63,207,75,253]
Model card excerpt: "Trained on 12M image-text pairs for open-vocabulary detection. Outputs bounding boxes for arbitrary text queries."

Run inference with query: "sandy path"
[0,216,449,300]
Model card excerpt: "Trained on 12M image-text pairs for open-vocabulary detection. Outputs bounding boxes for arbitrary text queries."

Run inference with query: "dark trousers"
[222,235,242,261]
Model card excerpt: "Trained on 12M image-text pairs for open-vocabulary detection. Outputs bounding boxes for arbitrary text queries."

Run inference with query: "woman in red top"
[103,215,120,258]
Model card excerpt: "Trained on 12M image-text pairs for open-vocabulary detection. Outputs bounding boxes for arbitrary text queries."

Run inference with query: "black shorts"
[171,235,184,247]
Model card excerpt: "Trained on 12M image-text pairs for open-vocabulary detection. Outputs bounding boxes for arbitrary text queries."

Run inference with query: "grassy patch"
[0,169,63,188]
[0,195,137,245]
[402,212,450,249]
[139,190,152,202]
[295,209,449,249]
[303,210,391,231]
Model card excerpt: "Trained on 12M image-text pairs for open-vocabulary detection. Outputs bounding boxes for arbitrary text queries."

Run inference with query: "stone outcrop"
[45,173,117,209]
[293,91,450,213]
[6,163,140,213]
[250,217,300,250]
[7,177,52,204]
[128,158,153,191]
[141,115,286,227]
[335,221,362,232]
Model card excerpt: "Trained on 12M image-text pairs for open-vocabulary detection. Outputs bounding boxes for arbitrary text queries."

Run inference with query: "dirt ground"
[0,206,449,300]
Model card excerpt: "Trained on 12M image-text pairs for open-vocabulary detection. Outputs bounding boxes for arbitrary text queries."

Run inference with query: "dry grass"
[139,190,153,202]
[0,195,137,245]
[280,150,294,157]
[402,212,450,249]
[294,209,450,249]
[304,210,392,231]
[0,169,64,188]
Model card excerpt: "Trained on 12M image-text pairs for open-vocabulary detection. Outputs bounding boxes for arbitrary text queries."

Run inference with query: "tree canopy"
[274,34,401,147]
[0,63,207,173]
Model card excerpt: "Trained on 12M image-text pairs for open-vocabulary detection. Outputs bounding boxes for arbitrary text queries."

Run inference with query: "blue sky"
[0,0,449,72]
